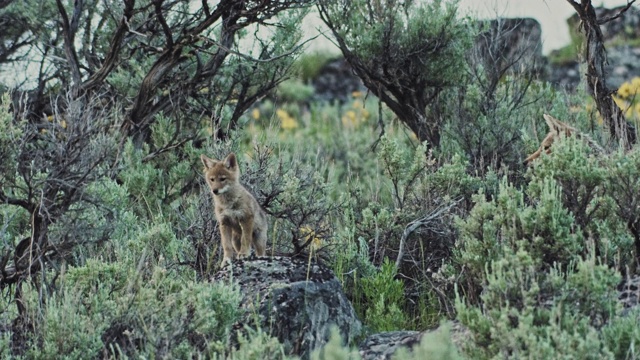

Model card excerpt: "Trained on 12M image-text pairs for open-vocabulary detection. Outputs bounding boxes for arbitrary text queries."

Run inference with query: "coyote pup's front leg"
[237,217,254,258]
[219,224,235,265]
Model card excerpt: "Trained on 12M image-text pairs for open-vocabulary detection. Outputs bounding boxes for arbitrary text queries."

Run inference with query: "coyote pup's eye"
[219,177,227,182]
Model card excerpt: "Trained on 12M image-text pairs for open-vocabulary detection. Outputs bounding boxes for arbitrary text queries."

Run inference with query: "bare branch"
[154,0,174,49]
[196,34,318,64]
[566,0,637,148]
[81,0,136,92]
[56,0,83,88]
[396,201,459,268]
[598,0,637,24]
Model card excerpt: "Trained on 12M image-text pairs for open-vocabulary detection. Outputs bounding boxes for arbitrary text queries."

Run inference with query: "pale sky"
[305,0,637,55]
[457,0,636,53]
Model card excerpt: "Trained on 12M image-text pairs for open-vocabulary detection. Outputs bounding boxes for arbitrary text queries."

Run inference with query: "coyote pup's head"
[524,114,578,165]
[201,153,239,195]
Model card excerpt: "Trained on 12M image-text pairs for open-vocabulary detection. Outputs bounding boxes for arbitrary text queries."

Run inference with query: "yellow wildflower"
[618,82,632,99]
[361,108,370,120]
[341,110,358,128]
[585,103,594,112]
[251,108,260,120]
[277,109,298,130]
[569,105,582,113]
[300,227,322,250]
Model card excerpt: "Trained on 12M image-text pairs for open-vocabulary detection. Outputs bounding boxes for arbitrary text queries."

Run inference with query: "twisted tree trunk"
[566,0,637,149]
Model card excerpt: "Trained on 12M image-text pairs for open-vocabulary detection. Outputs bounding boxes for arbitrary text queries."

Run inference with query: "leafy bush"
[17,259,241,358]
[359,258,408,332]
[453,131,640,358]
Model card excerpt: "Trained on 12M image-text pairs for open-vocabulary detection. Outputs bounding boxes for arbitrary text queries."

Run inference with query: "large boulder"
[213,256,362,359]
[474,18,545,79]
[549,5,640,91]
[312,58,364,104]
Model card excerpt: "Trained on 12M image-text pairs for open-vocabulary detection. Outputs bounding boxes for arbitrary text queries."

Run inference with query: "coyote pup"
[201,153,267,264]
[524,114,604,165]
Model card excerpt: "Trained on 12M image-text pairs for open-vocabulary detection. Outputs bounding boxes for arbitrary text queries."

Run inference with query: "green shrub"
[310,327,358,360]
[456,253,619,359]
[295,52,338,83]
[277,79,315,103]
[601,309,640,359]
[440,66,559,174]
[527,134,636,269]
[452,132,640,358]
[227,328,289,360]
[15,259,241,358]
[456,177,583,295]
[395,322,463,360]
[359,258,408,332]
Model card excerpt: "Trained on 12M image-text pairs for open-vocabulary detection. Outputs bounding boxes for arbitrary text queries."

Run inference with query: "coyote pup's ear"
[224,153,237,170]
[543,114,572,135]
[201,154,217,169]
[543,114,561,133]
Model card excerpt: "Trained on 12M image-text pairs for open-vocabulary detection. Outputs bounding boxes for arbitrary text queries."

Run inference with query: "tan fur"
[524,114,604,165]
[201,153,268,264]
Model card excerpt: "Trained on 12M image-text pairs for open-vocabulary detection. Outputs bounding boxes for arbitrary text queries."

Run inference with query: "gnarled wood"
[566,0,637,149]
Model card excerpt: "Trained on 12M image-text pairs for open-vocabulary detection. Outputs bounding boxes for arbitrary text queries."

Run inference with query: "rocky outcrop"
[474,18,544,79]
[358,321,470,360]
[310,7,640,99]
[213,256,362,359]
[312,58,364,104]
[547,60,581,92]
[472,10,640,92]
[549,5,640,91]
[572,5,640,42]
[605,45,640,89]
[359,331,423,360]
[356,275,640,360]
[619,275,640,316]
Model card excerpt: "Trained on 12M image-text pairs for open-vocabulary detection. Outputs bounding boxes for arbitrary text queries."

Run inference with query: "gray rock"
[359,331,423,360]
[619,275,640,316]
[312,58,364,104]
[548,5,640,92]
[358,321,470,360]
[213,256,362,359]
[568,5,640,42]
[474,18,545,79]
[605,45,640,89]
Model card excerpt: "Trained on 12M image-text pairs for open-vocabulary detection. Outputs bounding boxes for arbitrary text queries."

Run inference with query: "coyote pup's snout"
[201,153,268,265]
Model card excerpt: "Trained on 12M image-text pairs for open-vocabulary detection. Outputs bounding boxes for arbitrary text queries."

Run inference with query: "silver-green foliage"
[310,324,463,360]
[19,259,241,358]
[359,258,408,332]
[454,134,640,358]
[318,0,474,146]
